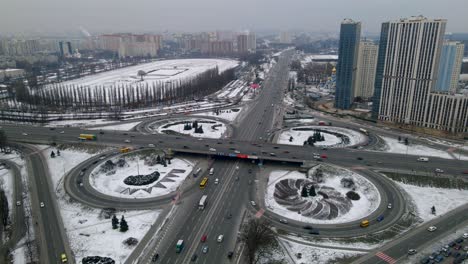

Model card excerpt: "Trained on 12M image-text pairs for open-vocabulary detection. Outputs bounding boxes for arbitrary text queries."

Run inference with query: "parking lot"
[418,233,468,264]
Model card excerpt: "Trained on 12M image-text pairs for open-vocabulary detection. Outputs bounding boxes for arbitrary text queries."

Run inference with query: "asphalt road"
[19,144,73,264]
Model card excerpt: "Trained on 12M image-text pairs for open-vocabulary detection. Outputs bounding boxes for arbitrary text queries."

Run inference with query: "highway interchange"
[1,49,467,264]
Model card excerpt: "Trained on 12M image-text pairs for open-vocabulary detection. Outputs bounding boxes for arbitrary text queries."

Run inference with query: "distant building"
[335,19,361,109]
[354,41,378,99]
[372,16,468,136]
[98,34,162,58]
[237,32,256,54]
[0,39,40,56]
[0,68,25,81]
[279,32,292,44]
[59,41,73,57]
[435,41,464,93]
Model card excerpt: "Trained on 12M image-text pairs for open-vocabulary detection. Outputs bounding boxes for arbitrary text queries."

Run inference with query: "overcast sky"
[1,0,467,35]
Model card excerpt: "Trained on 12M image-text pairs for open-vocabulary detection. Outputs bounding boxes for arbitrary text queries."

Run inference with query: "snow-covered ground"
[89,154,193,198]
[265,165,380,224]
[39,145,163,263]
[0,164,14,218]
[214,80,248,99]
[279,238,364,264]
[278,126,366,148]
[89,121,141,131]
[153,118,227,139]
[381,136,454,159]
[47,119,116,128]
[191,108,242,122]
[396,182,468,221]
[45,59,238,90]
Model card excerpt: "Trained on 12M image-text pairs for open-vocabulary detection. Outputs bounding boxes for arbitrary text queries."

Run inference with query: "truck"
[176,240,184,253]
[78,134,97,140]
[199,195,208,210]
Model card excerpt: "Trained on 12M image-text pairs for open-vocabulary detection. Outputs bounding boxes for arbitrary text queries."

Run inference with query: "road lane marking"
[375,251,396,264]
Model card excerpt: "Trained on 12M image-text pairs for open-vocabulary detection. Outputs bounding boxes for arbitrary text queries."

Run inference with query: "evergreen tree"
[289,136,293,142]
[120,216,128,232]
[156,155,161,163]
[57,149,61,156]
[398,136,401,142]
[301,186,309,197]
[309,185,317,197]
[112,215,119,229]
[404,138,409,145]
[50,151,55,158]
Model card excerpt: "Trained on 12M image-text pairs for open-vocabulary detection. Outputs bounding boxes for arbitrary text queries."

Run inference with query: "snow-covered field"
[381,136,453,159]
[279,238,364,264]
[39,145,163,263]
[396,182,468,221]
[278,126,366,148]
[265,165,380,224]
[89,121,142,131]
[45,59,238,90]
[191,108,242,122]
[0,164,14,217]
[214,79,248,99]
[89,154,193,198]
[153,118,227,139]
[47,119,116,128]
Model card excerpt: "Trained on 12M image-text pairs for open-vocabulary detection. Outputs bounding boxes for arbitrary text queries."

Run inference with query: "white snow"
[89,121,141,131]
[45,59,239,90]
[381,136,453,159]
[191,108,242,122]
[39,145,163,263]
[279,238,364,264]
[0,165,14,216]
[11,240,27,264]
[154,118,227,139]
[47,119,116,128]
[265,166,381,224]
[396,182,468,221]
[89,155,193,199]
[278,126,366,148]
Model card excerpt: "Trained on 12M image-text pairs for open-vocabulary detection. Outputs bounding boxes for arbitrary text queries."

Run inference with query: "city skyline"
[1,0,468,35]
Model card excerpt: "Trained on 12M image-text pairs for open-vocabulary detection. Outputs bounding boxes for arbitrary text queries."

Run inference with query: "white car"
[60,131,65,134]
[463,233,468,239]
[387,203,392,209]
[16,201,21,206]
[40,202,45,208]
[209,148,216,152]
[427,226,437,232]
[22,132,28,136]
[148,144,155,147]
[234,150,240,154]
[124,139,131,143]
[250,201,256,206]
[435,168,444,173]
[217,235,224,242]
[214,178,219,185]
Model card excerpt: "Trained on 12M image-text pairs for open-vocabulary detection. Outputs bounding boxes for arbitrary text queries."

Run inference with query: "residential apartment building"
[354,41,378,99]
[335,19,361,109]
[435,41,464,93]
[98,34,162,58]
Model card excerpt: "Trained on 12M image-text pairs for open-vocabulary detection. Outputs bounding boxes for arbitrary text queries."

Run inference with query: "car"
[248,169,252,173]
[197,138,203,141]
[357,157,363,160]
[151,253,159,262]
[283,150,290,154]
[22,132,28,136]
[217,142,222,144]
[453,252,461,258]
[454,245,462,250]
[124,139,131,143]
[191,254,198,261]
[16,201,21,206]
[463,233,468,239]
[449,241,456,247]
[250,201,256,206]
[40,202,45,208]
[377,215,385,222]
[50,127,55,130]
[269,153,276,156]
[279,219,288,224]
[320,154,327,159]
[99,131,105,135]
[148,144,155,147]
[123,133,128,135]
[229,141,234,144]
[183,146,189,149]
[201,235,207,242]
[463,246,468,251]
[408,249,417,255]
[60,131,65,134]
[443,250,452,257]
[202,245,209,253]
[463,171,468,175]
[227,251,234,259]
[226,212,232,219]
[387,203,392,209]
[435,168,444,173]
[209,148,216,152]
[236,166,239,170]
[273,146,279,149]
[420,257,430,264]
[234,150,240,154]
[434,255,444,263]
[214,178,219,185]
[217,235,224,242]
[130,135,135,138]
[455,238,463,243]
[61,253,67,263]
[427,226,437,232]
[308,229,320,235]
[303,226,313,230]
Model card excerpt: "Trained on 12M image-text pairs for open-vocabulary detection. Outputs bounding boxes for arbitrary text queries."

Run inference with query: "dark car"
[123,133,128,135]
[453,252,462,258]
[449,242,457,247]
[455,238,464,243]
[152,253,159,262]
[454,245,462,250]
[217,142,222,144]
[248,169,252,173]
[377,215,385,222]
[303,226,313,230]
[191,254,198,261]
[183,146,189,149]
[99,131,104,135]
[50,127,55,130]
[273,146,279,149]
[227,251,234,258]
[419,257,430,264]
[357,157,363,160]
[308,229,320,235]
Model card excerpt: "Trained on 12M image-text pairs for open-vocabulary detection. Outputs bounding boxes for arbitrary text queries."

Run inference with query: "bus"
[120,147,131,153]
[199,195,208,210]
[78,134,97,140]
[360,220,369,228]
[200,177,208,189]
[176,240,184,253]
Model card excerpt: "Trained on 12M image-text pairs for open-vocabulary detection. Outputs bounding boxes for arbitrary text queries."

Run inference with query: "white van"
[417,157,429,162]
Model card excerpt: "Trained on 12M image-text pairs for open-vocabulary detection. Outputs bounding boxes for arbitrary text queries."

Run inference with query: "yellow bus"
[200,177,208,189]
[120,147,131,153]
[360,220,369,228]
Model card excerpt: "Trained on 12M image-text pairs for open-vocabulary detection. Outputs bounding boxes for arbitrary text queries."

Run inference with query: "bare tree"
[240,218,276,264]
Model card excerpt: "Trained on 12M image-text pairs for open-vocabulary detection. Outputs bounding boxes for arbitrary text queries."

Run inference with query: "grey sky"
[1,0,467,35]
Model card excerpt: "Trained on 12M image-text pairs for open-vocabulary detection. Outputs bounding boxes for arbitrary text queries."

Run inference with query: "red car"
[463,171,468,174]
[320,154,328,159]
[201,235,207,242]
